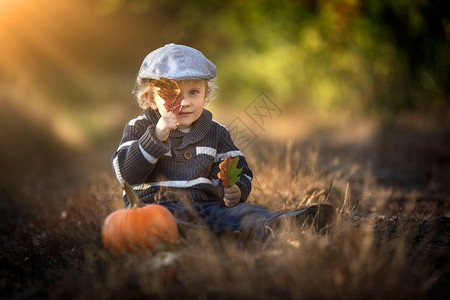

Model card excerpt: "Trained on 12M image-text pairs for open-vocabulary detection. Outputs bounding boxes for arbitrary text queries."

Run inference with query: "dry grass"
[1,112,449,299]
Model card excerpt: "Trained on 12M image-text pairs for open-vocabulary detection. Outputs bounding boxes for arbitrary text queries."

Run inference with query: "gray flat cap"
[138,43,216,80]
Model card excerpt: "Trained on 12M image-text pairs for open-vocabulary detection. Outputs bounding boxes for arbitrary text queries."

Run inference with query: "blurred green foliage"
[92,0,448,114]
[8,0,447,116]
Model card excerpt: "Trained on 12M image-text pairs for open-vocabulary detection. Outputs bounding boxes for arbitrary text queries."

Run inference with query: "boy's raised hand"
[223,184,241,207]
[155,112,177,142]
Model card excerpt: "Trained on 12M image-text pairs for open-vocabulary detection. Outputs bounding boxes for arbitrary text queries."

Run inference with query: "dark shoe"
[265,204,336,238]
[298,204,336,233]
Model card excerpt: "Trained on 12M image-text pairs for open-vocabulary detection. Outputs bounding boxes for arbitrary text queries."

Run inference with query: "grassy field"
[0,109,449,299]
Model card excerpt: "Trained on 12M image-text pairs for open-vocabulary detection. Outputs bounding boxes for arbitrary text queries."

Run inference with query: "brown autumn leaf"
[217,155,243,188]
[151,77,183,115]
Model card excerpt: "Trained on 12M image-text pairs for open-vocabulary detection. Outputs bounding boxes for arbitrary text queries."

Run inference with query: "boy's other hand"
[223,184,241,207]
[155,112,177,142]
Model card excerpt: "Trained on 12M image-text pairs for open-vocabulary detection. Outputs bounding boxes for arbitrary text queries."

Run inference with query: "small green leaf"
[217,155,243,188]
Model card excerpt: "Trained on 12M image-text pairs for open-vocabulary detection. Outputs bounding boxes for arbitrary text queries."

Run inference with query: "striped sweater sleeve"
[214,125,253,203]
[112,116,170,185]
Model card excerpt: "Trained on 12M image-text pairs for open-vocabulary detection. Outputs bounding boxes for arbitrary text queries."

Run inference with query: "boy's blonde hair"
[132,77,218,109]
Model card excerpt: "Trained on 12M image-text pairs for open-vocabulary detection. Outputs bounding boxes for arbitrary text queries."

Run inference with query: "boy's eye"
[189,89,199,95]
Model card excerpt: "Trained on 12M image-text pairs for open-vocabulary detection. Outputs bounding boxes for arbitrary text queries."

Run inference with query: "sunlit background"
[0,0,448,184]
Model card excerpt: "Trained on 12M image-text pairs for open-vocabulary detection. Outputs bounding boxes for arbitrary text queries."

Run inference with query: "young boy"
[112,43,335,240]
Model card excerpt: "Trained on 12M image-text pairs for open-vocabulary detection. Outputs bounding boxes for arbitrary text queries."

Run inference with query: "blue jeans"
[161,201,311,239]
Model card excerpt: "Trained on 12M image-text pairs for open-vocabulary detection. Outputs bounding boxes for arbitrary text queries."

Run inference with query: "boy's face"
[147,80,207,128]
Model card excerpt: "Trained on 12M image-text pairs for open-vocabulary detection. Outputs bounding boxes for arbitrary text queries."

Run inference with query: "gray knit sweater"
[112,109,253,207]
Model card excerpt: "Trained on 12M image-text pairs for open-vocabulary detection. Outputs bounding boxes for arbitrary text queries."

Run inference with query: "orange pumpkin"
[102,181,178,252]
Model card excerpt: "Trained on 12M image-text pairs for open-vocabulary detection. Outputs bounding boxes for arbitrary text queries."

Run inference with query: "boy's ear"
[145,92,158,110]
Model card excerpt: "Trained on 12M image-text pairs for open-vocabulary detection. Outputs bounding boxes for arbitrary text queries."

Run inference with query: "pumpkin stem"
[121,181,145,209]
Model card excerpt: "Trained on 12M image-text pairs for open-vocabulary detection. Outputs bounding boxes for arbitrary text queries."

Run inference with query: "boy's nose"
[180,98,190,106]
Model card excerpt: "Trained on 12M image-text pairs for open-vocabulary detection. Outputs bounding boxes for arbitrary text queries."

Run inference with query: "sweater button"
[184,151,193,160]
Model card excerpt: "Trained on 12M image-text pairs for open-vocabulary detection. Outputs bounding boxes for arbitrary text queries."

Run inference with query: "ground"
[0,109,449,299]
